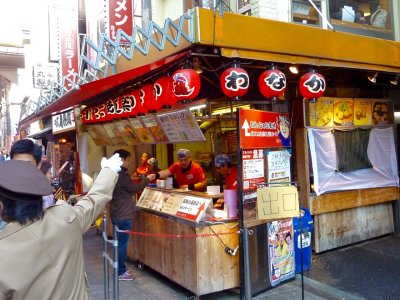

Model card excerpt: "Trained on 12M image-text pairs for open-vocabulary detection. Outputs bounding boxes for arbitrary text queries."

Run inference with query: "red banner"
[108,0,133,40]
[239,109,291,149]
[60,3,79,90]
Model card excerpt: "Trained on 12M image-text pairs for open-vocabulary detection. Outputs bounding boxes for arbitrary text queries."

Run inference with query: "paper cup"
[224,189,237,218]
[207,185,220,195]
[156,179,166,188]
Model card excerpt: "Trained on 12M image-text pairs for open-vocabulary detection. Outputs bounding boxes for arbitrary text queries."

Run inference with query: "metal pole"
[102,217,109,299]
[243,227,252,300]
[113,225,119,300]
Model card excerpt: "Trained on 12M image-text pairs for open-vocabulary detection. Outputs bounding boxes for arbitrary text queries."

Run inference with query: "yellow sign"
[256,186,299,220]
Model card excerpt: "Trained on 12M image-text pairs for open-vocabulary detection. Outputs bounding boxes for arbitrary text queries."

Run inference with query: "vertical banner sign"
[107,0,133,40]
[239,109,291,148]
[60,2,79,90]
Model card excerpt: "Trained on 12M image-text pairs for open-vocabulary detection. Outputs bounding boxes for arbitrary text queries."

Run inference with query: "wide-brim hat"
[0,160,52,201]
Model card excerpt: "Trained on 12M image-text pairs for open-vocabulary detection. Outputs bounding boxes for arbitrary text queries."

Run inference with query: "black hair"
[10,139,42,165]
[0,197,44,225]
[113,149,131,160]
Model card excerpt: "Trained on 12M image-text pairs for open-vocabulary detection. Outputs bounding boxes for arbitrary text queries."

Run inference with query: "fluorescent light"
[189,104,206,110]
[212,105,250,115]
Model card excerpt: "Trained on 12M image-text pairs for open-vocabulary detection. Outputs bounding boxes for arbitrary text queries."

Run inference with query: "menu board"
[128,118,155,144]
[157,109,206,143]
[137,188,211,223]
[333,99,354,127]
[242,149,265,190]
[102,122,126,145]
[307,98,392,128]
[86,124,114,146]
[113,119,140,145]
[140,115,169,143]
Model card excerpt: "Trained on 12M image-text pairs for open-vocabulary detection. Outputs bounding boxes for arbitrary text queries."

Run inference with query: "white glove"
[101,153,123,173]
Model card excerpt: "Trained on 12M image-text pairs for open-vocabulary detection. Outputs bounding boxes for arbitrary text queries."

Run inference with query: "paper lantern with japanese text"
[120,92,139,117]
[141,84,162,112]
[154,76,178,108]
[172,68,201,102]
[258,69,286,99]
[299,71,326,100]
[220,67,249,100]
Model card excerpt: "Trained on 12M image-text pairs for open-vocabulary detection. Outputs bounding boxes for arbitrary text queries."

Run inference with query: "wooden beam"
[310,186,400,215]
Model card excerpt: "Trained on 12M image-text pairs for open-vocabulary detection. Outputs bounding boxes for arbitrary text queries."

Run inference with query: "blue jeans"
[111,219,132,276]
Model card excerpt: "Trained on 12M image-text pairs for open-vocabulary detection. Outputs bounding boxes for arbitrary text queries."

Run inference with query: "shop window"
[333,128,373,173]
[328,0,393,39]
[292,0,321,26]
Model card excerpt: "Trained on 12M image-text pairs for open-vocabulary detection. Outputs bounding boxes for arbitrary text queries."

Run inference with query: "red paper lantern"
[154,76,179,108]
[220,67,249,100]
[141,84,162,112]
[258,69,286,99]
[120,92,139,117]
[299,71,326,100]
[172,68,201,102]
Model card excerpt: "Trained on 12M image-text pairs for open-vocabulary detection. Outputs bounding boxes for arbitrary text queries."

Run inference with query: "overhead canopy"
[19,51,189,128]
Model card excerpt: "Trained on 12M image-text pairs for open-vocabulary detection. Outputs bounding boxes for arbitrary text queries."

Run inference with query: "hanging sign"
[256,185,299,220]
[128,118,155,144]
[107,0,133,40]
[52,110,75,134]
[141,115,169,143]
[157,109,206,143]
[102,122,126,145]
[239,109,291,149]
[113,119,140,145]
[86,124,114,146]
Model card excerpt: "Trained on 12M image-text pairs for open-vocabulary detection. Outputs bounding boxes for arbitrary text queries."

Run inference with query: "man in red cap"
[147,149,207,192]
[0,154,122,300]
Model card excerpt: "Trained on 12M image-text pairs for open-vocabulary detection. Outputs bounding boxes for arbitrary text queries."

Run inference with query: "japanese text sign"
[108,0,133,40]
[52,110,76,134]
[239,109,291,149]
[256,186,299,220]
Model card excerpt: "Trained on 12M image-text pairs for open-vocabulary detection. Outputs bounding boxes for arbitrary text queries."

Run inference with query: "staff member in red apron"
[147,149,207,192]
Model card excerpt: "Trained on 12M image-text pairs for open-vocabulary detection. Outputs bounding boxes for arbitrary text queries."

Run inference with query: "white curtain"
[308,127,399,195]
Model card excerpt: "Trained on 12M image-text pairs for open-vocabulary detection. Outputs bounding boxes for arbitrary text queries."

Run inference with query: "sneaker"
[118,271,135,281]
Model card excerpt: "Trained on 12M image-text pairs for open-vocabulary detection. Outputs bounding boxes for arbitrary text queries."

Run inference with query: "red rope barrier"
[118,230,239,238]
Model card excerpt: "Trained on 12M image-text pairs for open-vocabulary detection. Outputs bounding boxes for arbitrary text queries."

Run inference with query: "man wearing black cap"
[0,154,122,300]
[147,148,207,192]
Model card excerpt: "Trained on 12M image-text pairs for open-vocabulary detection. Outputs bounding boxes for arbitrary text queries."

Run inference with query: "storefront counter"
[127,188,239,296]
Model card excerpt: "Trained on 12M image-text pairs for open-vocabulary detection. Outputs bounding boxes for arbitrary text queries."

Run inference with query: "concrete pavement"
[83,228,400,299]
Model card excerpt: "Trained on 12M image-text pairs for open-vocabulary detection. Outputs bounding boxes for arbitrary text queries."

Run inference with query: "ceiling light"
[367,72,378,83]
[211,104,250,116]
[189,104,206,110]
[289,65,299,74]
[389,74,400,86]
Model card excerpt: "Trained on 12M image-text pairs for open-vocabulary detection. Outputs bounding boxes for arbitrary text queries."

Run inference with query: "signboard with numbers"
[242,149,265,191]
[128,118,155,144]
[157,109,206,143]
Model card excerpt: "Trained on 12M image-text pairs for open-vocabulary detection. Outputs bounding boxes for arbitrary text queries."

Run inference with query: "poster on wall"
[242,149,265,191]
[268,219,295,286]
[333,99,354,127]
[308,98,334,127]
[267,149,291,183]
[140,115,169,143]
[372,100,391,125]
[353,100,372,126]
[239,109,291,148]
[157,109,206,143]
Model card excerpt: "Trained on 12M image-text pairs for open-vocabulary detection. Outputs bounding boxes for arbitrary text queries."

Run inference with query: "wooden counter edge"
[310,186,400,215]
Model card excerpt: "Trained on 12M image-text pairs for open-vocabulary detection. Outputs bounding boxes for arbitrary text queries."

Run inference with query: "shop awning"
[27,127,52,138]
[19,51,189,129]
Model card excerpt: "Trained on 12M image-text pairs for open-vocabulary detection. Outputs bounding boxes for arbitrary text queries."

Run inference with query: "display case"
[127,187,240,296]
